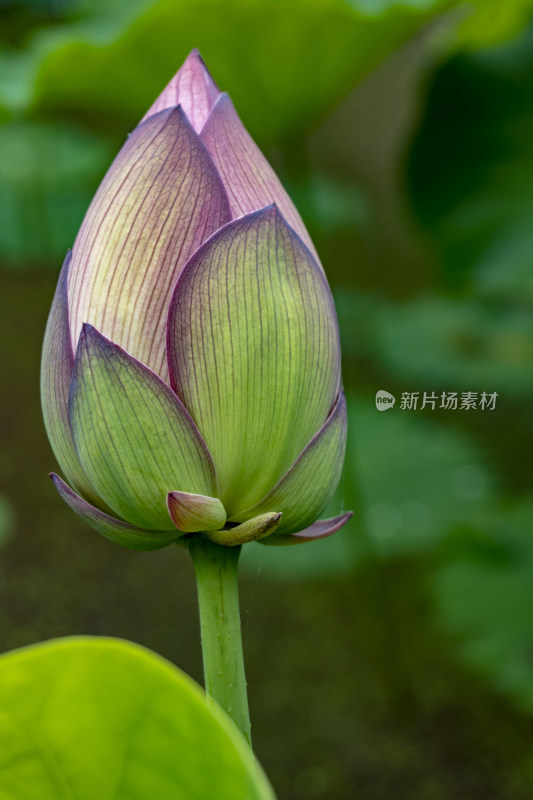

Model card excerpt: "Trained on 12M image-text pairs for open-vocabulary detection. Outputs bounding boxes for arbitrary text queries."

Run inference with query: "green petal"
[230,392,347,532]
[67,106,230,383]
[51,474,179,551]
[167,205,341,517]
[69,324,218,529]
[206,513,282,546]
[167,491,226,533]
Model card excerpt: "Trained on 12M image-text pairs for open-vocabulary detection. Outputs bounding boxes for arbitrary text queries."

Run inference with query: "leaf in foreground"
[0,636,275,800]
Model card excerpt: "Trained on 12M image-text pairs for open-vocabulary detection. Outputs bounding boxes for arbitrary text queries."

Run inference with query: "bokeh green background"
[2,0,533,797]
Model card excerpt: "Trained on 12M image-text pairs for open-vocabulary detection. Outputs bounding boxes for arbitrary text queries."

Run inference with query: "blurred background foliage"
[2,0,533,798]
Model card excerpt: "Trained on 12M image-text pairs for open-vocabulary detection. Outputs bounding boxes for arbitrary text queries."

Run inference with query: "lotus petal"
[69,325,218,530]
[41,252,102,506]
[261,513,353,546]
[167,491,226,533]
[51,474,179,550]
[230,392,347,532]
[200,93,318,260]
[167,206,340,517]
[206,513,282,546]
[68,107,230,383]
[141,49,221,132]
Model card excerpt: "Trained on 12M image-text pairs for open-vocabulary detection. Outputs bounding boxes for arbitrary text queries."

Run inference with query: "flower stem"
[188,536,252,745]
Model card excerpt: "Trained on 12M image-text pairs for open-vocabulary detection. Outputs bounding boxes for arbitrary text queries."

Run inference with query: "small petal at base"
[206,513,282,547]
[167,491,226,533]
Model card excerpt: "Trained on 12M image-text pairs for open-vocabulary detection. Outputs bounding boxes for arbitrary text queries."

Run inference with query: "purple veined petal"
[40,251,104,507]
[140,49,221,132]
[200,93,320,263]
[51,474,180,551]
[260,513,353,546]
[167,205,341,517]
[68,106,231,384]
[229,392,348,532]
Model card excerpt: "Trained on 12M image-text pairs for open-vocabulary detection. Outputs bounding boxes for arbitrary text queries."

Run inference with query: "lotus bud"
[41,50,352,550]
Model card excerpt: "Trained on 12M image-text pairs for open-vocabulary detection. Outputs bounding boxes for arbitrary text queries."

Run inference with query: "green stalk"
[188,536,252,745]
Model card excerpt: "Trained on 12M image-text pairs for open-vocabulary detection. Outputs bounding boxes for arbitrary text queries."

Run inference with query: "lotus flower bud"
[41,50,351,549]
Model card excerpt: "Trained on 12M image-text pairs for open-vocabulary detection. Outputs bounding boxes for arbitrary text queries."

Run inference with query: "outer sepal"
[167,491,226,533]
[51,474,180,551]
[260,513,353,546]
[69,325,218,530]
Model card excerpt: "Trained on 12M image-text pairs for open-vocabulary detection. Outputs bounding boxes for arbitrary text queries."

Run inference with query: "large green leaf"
[370,293,533,399]
[454,0,533,48]
[0,636,275,799]
[335,288,533,399]
[0,0,454,143]
[0,0,458,271]
[409,24,533,296]
[0,121,113,267]
[4,0,529,270]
